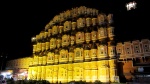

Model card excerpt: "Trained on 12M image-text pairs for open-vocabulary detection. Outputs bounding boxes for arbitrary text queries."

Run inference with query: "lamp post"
[0,54,7,71]
[0,55,3,71]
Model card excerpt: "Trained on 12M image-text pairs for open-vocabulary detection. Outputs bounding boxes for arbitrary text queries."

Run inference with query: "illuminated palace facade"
[6,6,150,83]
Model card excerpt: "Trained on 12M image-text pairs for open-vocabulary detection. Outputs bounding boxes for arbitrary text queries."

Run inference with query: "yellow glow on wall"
[6,57,31,69]
[27,59,119,83]
[90,62,98,82]
[97,60,110,83]
[46,66,53,83]
[53,65,58,83]
[84,62,91,82]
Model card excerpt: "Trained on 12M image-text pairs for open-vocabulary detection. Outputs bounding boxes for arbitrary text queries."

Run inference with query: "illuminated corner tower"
[29,36,38,80]
[107,14,118,83]
[96,13,118,83]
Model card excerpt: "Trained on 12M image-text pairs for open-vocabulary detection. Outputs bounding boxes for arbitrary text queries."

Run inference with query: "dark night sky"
[0,0,148,60]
